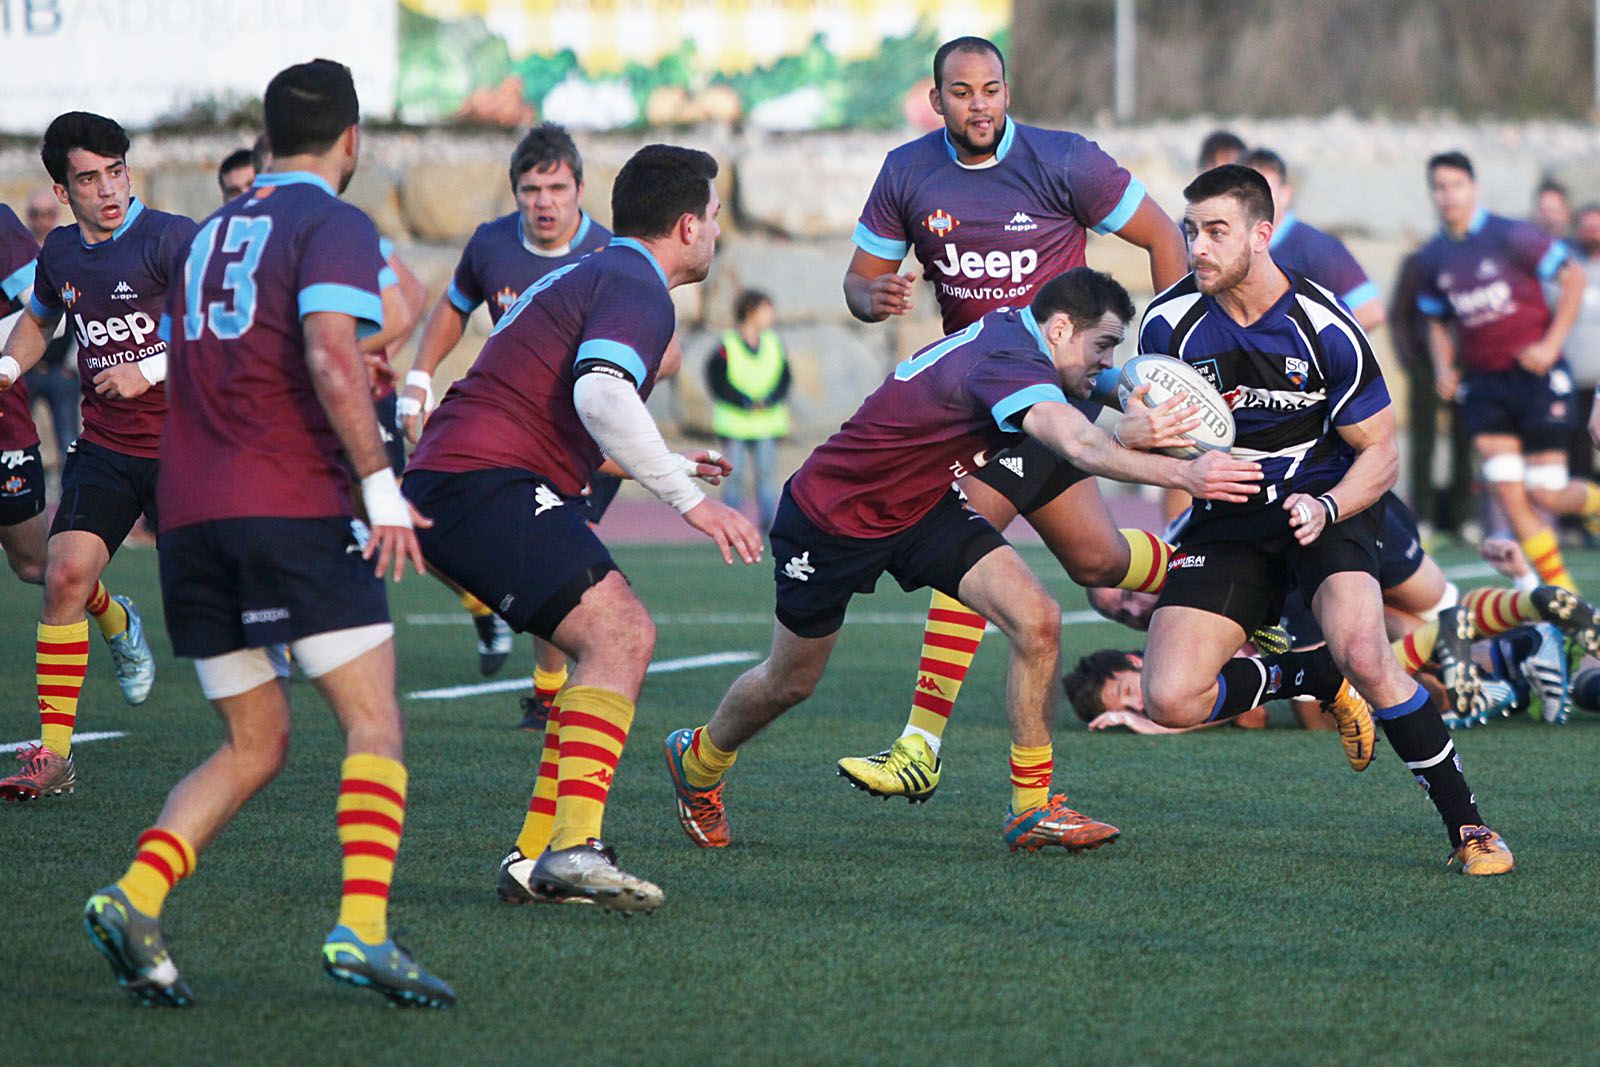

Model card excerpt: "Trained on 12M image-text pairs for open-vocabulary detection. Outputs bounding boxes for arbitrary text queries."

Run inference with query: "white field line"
[405,651,761,701]
[1,730,126,754]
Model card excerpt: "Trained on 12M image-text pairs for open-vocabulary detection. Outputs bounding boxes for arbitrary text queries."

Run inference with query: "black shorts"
[159,517,389,658]
[373,393,407,477]
[769,483,1008,639]
[1159,504,1383,633]
[404,467,618,641]
[966,437,1091,516]
[1279,492,1426,646]
[1458,363,1578,454]
[0,445,45,527]
[51,439,159,551]
[582,472,624,525]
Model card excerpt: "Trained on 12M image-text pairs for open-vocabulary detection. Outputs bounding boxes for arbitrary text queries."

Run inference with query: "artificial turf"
[1,539,1597,1065]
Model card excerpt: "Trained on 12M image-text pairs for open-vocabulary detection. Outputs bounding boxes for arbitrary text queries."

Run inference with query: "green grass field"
[2,538,1598,1065]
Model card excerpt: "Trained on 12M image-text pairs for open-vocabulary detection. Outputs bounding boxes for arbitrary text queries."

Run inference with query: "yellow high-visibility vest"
[712,328,790,439]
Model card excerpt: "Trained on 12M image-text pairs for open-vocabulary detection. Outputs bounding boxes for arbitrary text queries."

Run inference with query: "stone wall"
[8,116,1600,481]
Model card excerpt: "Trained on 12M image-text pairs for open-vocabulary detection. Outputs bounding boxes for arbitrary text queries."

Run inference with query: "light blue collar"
[943,117,1016,165]
[1269,211,1297,248]
[610,237,669,288]
[1445,206,1489,240]
[1019,305,1049,355]
[85,196,144,248]
[254,171,336,197]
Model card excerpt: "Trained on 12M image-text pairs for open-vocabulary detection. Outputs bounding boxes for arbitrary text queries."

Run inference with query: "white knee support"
[1524,462,1570,492]
[290,623,394,679]
[194,648,278,700]
[1417,581,1460,624]
[1481,453,1526,484]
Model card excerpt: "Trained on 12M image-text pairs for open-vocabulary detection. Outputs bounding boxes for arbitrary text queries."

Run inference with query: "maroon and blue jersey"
[1139,271,1390,526]
[1414,208,1568,374]
[31,198,196,459]
[0,204,40,450]
[408,238,675,495]
[158,172,386,529]
[447,211,611,325]
[854,122,1144,333]
[1269,213,1378,313]
[789,305,1068,539]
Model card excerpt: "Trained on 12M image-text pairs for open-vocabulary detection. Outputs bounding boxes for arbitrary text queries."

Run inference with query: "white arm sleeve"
[573,370,706,514]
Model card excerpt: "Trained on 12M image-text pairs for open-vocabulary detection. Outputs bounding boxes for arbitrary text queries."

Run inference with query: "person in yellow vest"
[706,290,791,528]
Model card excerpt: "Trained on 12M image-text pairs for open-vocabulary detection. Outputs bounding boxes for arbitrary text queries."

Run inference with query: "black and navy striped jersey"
[1137,269,1390,530]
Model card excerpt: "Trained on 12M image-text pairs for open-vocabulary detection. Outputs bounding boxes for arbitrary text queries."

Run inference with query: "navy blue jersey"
[1138,270,1390,529]
[447,211,612,324]
[1269,213,1377,312]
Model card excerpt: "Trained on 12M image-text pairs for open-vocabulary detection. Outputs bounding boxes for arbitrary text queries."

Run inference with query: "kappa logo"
[584,768,615,786]
[533,484,564,516]
[1003,211,1038,232]
[923,208,960,235]
[241,607,290,624]
[784,550,815,582]
[111,280,138,301]
[917,675,945,694]
[38,698,57,712]
[999,455,1025,478]
[1284,356,1309,387]
[59,282,79,307]
[1,450,28,469]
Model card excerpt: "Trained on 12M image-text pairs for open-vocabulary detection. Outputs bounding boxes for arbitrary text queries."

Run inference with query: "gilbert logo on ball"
[1116,353,1236,459]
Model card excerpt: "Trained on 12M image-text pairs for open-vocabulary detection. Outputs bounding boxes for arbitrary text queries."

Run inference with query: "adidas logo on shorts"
[998,455,1025,478]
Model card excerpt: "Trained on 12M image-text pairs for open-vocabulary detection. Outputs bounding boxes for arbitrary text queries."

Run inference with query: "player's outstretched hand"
[1180,450,1261,503]
[364,502,434,582]
[1282,492,1329,546]
[867,271,917,319]
[92,362,152,401]
[1115,384,1200,451]
[1087,710,1184,735]
[1480,537,1532,582]
[682,498,763,566]
[681,448,732,486]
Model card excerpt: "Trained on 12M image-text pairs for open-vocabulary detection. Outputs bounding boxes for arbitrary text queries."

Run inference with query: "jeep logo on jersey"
[72,310,159,349]
[923,209,960,235]
[932,243,1038,284]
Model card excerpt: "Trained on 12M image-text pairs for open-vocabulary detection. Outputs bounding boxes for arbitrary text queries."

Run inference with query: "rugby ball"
[1116,353,1236,459]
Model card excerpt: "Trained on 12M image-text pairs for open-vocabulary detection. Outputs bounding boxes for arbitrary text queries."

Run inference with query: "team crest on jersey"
[59,282,79,307]
[495,287,519,311]
[1284,356,1309,387]
[923,209,960,236]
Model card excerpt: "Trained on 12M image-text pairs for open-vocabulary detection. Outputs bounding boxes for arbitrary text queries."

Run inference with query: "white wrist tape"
[574,371,705,514]
[405,369,433,391]
[680,449,724,482]
[360,467,412,529]
[138,351,168,385]
[0,355,19,381]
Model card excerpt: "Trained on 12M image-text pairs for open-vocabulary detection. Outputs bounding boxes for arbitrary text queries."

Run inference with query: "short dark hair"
[1063,649,1140,723]
[1197,129,1246,170]
[735,289,771,323]
[611,144,718,239]
[933,36,1006,90]
[1030,267,1135,334]
[1427,151,1474,180]
[1183,164,1275,227]
[40,112,129,185]
[1576,202,1600,220]
[217,148,255,188]
[510,123,583,190]
[1537,177,1570,200]
[264,59,359,159]
[1239,147,1288,184]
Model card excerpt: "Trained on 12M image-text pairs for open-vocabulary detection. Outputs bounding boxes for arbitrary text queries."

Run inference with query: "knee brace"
[1481,453,1526,484]
[290,623,394,679]
[1524,462,1571,492]
[194,648,277,701]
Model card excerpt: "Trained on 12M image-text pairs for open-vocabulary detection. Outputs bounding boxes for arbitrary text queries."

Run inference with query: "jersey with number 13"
[158,171,386,531]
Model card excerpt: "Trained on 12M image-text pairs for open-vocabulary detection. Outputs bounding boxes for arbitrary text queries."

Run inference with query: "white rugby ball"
[1116,353,1235,459]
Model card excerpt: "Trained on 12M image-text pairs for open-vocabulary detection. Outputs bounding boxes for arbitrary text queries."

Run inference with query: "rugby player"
[1196,129,1246,172]
[216,148,256,200]
[0,204,48,588]
[664,268,1262,853]
[1136,164,1513,875]
[405,144,756,912]
[1417,151,1597,592]
[83,60,453,1009]
[0,113,195,801]
[835,36,1194,800]
[401,123,614,717]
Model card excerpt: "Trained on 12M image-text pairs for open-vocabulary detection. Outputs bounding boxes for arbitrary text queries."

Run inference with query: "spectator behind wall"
[705,289,791,530]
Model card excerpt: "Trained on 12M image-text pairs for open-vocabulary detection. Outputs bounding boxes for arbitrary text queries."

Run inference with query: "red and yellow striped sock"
[905,591,986,749]
[681,724,736,789]
[116,827,196,918]
[460,590,492,617]
[515,703,562,856]
[1115,529,1171,593]
[533,664,568,706]
[335,753,407,945]
[1461,587,1540,637]
[549,686,633,851]
[85,581,128,640]
[1580,482,1600,515]
[1009,742,1053,813]
[1394,622,1439,674]
[37,621,89,758]
[1520,529,1576,592]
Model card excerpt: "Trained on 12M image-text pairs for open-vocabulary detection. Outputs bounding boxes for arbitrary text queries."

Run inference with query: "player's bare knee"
[7,553,44,585]
[43,553,97,606]
[766,666,818,709]
[1329,631,1390,691]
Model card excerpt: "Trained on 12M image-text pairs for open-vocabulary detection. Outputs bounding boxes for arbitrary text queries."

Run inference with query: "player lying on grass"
[664,267,1263,854]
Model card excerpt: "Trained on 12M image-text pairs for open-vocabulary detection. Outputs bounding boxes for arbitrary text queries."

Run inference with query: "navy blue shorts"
[0,444,45,527]
[966,436,1091,516]
[159,517,389,658]
[582,472,624,524]
[372,393,407,477]
[51,438,159,551]
[769,483,1008,639]
[1279,492,1426,646]
[403,467,618,640]
[1458,363,1578,454]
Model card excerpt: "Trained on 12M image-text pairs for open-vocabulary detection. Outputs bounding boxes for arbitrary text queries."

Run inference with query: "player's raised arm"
[843,247,917,323]
[1107,195,1188,292]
